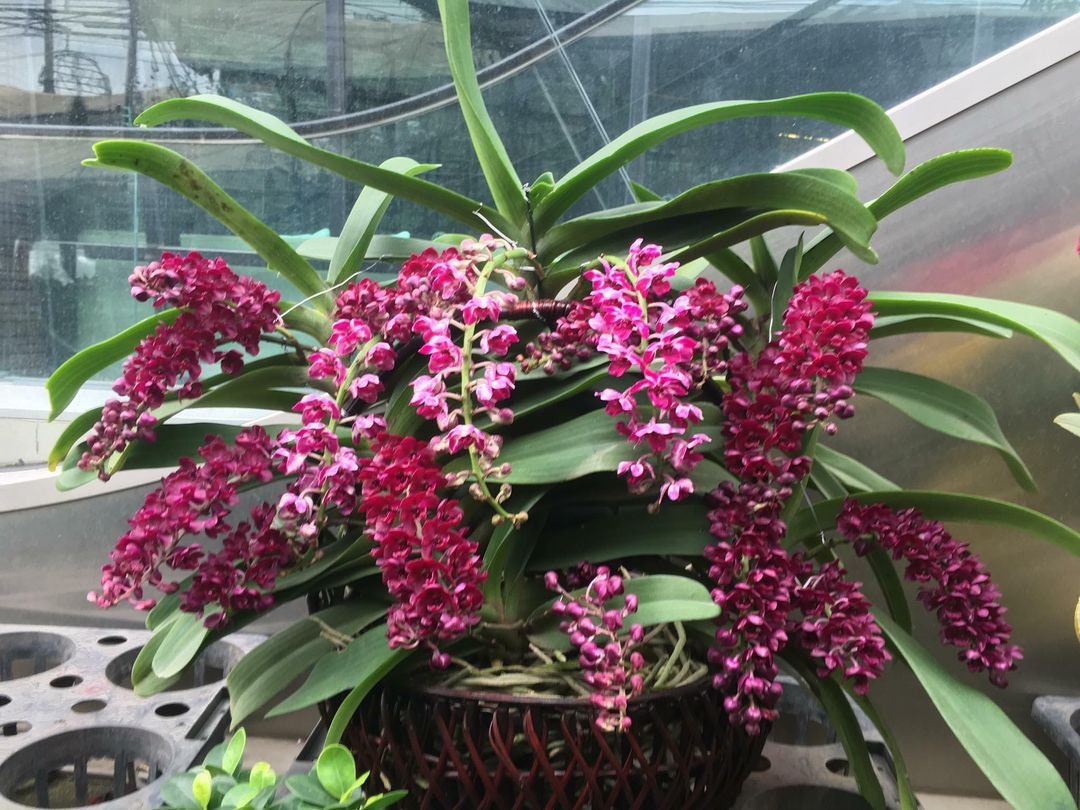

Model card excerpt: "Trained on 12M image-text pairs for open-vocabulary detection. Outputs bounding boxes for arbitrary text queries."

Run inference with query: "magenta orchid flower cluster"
[86,238,1019,735]
[546,567,646,732]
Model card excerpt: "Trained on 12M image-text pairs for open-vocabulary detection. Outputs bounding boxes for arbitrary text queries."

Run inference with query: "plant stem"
[653,621,686,688]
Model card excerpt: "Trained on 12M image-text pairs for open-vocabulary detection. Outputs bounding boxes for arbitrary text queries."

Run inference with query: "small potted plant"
[47,1,1080,807]
[155,728,405,809]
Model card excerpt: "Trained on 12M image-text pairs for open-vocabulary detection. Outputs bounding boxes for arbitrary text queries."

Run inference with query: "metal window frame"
[776,10,1080,173]
[4,9,1080,498]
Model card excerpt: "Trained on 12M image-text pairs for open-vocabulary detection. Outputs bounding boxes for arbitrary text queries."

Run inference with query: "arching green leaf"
[133,95,514,236]
[801,149,1012,277]
[782,651,886,810]
[85,141,329,308]
[875,612,1073,810]
[329,157,436,285]
[268,624,405,717]
[870,314,1013,341]
[436,0,527,226]
[539,172,878,266]
[788,491,1080,556]
[537,93,904,231]
[228,600,387,726]
[854,367,1034,491]
[814,445,898,493]
[869,291,1080,373]
[46,308,180,420]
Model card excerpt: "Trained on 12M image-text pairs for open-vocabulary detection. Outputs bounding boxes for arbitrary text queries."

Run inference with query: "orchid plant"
[44,1,1080,807]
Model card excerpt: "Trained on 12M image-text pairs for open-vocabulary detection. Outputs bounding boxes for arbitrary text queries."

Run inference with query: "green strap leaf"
[536,92,904,231]
[57,411,297,491]
[482,489,549,608]
[329,158,436,285]
[845,692,918,810]
[869,290,1080,373]
[51,354,307,463]
[814,445,899,493]
[791,167,859,196]
[280,302,333,343]
[748,234,779,288]
[854,366,1035,491]
[703,249,770,314]
[46,308,180,420]
[268,623,407,717]
[48,407,102,472]
[539,172,879,266]
[51,361,308,483]
[86,141,330,309]
[769,237,803,338]
[808,458,849,501]
[527,502,711,571]
[325,648,418,746]
[875,611,1074,809]
[145,541,374,638]
[801,149,1012,278]
[436,0,527,226]
[133,95,514,236]
[863,544,913,633]
[668,211,826,268]
[227,600,388,726]
[871,314,1013,341]
[487,406,721,484]
[152,611,211,679]
[781,651,886,810]
[130,616,184,696]
[787,491,1080,556]
[1055,411,1080,439]
[629,180,663,202]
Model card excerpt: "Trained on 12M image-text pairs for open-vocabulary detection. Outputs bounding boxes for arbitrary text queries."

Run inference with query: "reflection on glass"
[0,1,1075,378]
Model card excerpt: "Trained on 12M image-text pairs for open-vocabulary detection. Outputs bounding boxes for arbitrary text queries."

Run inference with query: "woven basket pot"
[320,676,767,810]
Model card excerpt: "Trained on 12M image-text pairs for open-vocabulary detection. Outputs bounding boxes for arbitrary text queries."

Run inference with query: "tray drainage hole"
[826,758,850,776]
[97,636,127,646]
[0,695,10,707]
[1,721,30,736]
[0,726,172,808]
[154,703,189,718]
[72,700,107,714]
[753,756,771,772]
[50,675,83,689]
[0,632,76,681]
[1070,709,1080,734]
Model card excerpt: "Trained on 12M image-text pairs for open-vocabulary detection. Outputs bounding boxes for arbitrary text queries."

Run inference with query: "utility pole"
[325,0,349,233]
[125,0,139,121]
[41,0,55,93]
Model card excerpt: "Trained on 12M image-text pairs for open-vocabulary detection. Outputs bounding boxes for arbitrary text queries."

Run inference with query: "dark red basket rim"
[395,671,710,708]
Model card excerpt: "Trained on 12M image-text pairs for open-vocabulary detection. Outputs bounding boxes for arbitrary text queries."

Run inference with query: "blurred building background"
[1,0,1079,799]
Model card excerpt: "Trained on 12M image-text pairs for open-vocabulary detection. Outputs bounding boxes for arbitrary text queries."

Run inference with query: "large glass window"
[0,0,1075,381]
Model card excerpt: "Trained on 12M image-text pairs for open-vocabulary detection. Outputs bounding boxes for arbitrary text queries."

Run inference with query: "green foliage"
[56,1,1080,805]
[875,613,1074,810]
[156,730,406,810]
[1054,393,1080,438]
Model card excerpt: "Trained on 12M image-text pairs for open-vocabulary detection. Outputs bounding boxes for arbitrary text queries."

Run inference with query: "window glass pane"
[0,0,1075,380]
